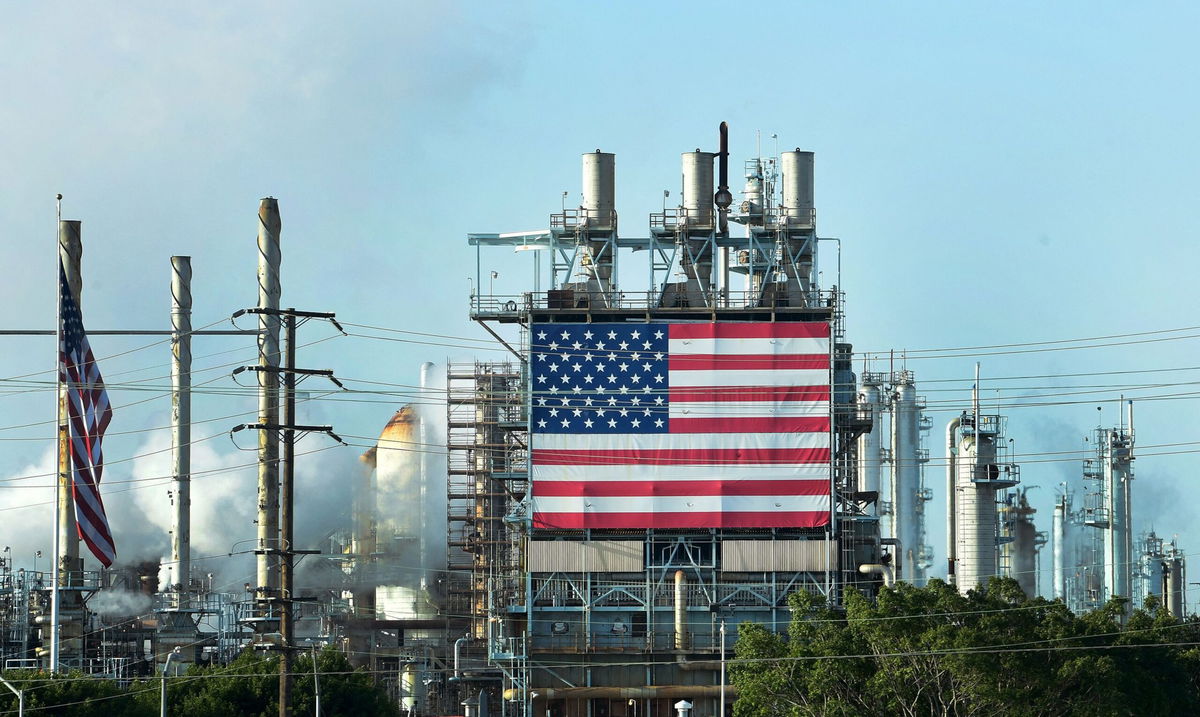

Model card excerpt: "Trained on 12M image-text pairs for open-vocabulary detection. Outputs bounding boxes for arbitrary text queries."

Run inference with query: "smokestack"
[170,256,192,608]
[256,198,282,602]
[581,151,615,231]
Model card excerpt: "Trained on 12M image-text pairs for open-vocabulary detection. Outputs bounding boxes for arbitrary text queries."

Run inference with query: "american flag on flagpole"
[529,321,831,530]
[58,262,116,567]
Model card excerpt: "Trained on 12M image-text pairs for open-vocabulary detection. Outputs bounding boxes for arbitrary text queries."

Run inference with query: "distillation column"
[1002,490,1039,597]
[892,376,922,582]
[1053,494,1068,601]
[856,375,884,505]
[1103,403,1135,603]
[950,411,1017,594]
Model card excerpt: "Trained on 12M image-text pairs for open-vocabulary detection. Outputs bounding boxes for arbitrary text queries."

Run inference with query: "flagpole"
[50,194,63,674]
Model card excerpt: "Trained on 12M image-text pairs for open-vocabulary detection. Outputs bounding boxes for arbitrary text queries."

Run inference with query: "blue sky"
[1,2,1198,599]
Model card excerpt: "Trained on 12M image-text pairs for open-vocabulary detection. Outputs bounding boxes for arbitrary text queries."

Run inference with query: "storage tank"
[581,150,616,230]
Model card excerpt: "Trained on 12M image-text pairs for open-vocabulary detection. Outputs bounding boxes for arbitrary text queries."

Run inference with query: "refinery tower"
[454,124,887,717]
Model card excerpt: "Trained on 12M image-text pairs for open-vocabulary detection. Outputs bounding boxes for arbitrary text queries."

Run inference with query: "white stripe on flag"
[668,369,829,387]
[668,337,830,355]
[533,494,831,514]
[669,400,829,418]
[531,432,831,451]
[532,463,831,482]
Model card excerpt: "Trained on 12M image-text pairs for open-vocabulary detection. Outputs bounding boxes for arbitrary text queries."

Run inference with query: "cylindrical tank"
[893,380,922,583]
[581,151,615,230]
[780,150,814,225]
[1052,497,1066,601]
[856,381,883,498]
[681,151,716,227]
[955,428,998,592]
[400,662,423,714]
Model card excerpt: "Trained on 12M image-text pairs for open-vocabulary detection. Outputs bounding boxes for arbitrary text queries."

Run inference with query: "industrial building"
[452,126,884,716]
[0,127,1187,717]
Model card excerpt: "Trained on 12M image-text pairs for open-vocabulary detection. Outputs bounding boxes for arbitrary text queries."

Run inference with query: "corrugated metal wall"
[528,541,643,572]
[722,540,831,571]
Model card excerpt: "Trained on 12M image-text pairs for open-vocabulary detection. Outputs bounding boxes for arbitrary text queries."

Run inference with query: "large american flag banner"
[529,321,831,529]
[58,262,116,567]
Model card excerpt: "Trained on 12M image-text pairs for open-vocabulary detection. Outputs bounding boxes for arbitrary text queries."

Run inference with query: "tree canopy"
[0,647,398,717]
[733,577,1200,717]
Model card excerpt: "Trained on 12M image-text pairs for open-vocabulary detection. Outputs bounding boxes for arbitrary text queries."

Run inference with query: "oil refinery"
[0,124,1189,717]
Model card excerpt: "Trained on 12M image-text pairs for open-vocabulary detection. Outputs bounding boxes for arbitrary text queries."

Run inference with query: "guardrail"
[472,289,842,315]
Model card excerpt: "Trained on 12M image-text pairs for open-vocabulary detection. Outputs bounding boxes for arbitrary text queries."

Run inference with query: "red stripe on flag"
[532,447,830,466]
[670,385,830,403]
[668,323,830,339]
[534,480,831,497]
[670,416,831,434]
[668,354,830,371]
[533,511,831,529]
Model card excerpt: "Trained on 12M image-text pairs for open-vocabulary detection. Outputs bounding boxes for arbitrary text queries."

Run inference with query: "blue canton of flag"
[531,324,669,434]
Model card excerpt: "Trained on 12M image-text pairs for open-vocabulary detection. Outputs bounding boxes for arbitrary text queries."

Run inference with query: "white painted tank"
[780,150,814,226]
[892,380,922,583]
[955,428,998,592]
[581,151,615,230]
[681,151,716,227]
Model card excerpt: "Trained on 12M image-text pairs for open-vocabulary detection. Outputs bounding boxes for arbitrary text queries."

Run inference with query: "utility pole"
[231,306,344,717]
[279,311,296,717]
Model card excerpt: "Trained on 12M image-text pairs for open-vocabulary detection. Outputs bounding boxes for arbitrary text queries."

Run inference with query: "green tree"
[162,647,399,717]
[0,669,154,717]
[732,578,1200,717]
[0,648,398,717]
